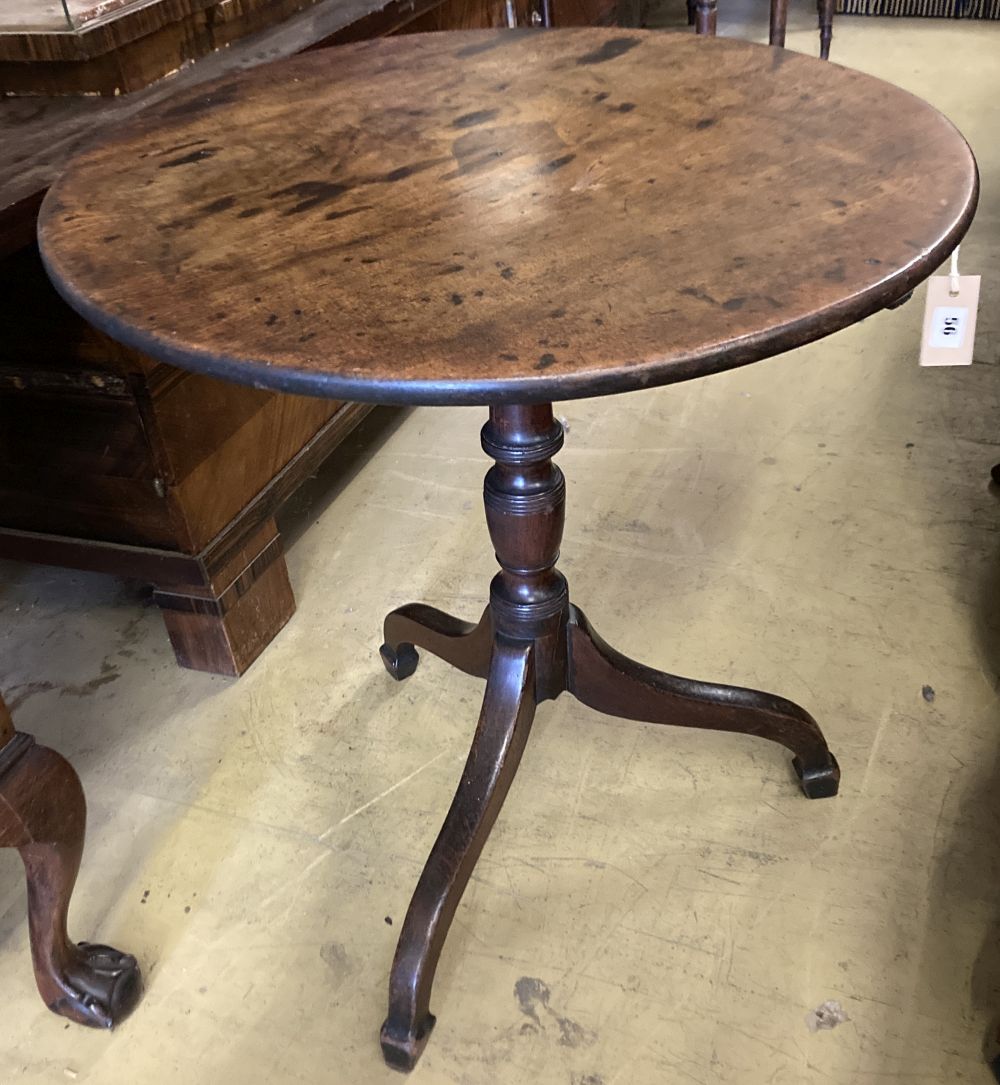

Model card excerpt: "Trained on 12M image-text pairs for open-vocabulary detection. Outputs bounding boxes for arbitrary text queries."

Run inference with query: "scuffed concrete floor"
[2,7,1000,1084]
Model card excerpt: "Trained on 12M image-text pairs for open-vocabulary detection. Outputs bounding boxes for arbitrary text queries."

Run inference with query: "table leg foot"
[380,1014,435,1073]
[383,638,536,1071]
[566,605,839,799]
[793,753,840,798]
[0,734,142,1028]
[380,604,492,681]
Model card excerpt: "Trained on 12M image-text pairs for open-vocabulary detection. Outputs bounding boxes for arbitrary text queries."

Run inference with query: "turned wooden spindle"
[695,0,718,36]
[481,405,569,694]
[818,0,834,59]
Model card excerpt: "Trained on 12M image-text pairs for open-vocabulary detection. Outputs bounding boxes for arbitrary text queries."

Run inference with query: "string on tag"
[949,246,960,297]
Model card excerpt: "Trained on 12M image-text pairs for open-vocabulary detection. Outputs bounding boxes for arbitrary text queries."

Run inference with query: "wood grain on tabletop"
[38,29,978,405]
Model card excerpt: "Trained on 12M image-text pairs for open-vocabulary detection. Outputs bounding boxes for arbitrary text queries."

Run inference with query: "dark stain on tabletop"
[158,148,217,169]
[384,158,446,182]
[200,195,236,216]
[154,138,209,158]
[325,205,372,222]
[680,285,718,306]
[271,180,348,214]
[576,37,641,66]
[454,108,500,128]
[543,154,577,173]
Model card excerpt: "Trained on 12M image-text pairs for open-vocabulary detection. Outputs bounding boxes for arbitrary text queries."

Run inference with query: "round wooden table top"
[39,29,977,406]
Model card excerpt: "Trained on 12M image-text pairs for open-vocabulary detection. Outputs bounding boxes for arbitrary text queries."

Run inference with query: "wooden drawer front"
[1,391,152,479]
[145,369,340,552]
[0,470,176,548]
[0,388,180,547]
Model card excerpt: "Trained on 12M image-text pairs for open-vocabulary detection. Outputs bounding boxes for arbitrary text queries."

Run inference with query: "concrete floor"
[2,8,1000,1085]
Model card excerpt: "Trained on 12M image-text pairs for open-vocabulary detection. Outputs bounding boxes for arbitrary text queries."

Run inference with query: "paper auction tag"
[919,274,980,367]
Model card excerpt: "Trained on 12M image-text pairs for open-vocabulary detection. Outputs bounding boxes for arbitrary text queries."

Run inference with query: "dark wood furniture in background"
[687,0,833,58]
[0,0,589,94]
[0,691,142,1026]
[0,0,615,677]
[0,0,334,97]
[37,28,977,1067]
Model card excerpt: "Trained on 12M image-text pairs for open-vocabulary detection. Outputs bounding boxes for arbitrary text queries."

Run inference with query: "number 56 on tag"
[920,274,980,367]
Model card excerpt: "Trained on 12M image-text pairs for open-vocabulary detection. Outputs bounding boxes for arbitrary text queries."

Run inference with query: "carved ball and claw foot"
[40,941,141,1029]
[0,726,142,1029]
[377,404,840,1070]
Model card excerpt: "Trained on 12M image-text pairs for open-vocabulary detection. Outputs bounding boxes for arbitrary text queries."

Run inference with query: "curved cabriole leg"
[380,639,537,1071]
[566,606,839,798]
[380,604,493,681]
[769,0,788,47]
[818,0,833,58]
[0,732,142,1027]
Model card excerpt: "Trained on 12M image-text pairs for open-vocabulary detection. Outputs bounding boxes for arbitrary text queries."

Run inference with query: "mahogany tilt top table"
[37,28,978,1071]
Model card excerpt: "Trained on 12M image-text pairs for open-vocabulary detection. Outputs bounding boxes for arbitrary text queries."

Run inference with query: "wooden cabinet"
[0,241,370,674]
[0,0,619,676]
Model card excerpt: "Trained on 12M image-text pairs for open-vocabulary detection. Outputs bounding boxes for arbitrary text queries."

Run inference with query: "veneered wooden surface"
[39,30,977,406]
[0,0,446,230]
[0,0,612,231]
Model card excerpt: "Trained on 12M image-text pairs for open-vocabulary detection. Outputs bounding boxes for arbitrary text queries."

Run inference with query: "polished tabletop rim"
[38,29,979,407]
